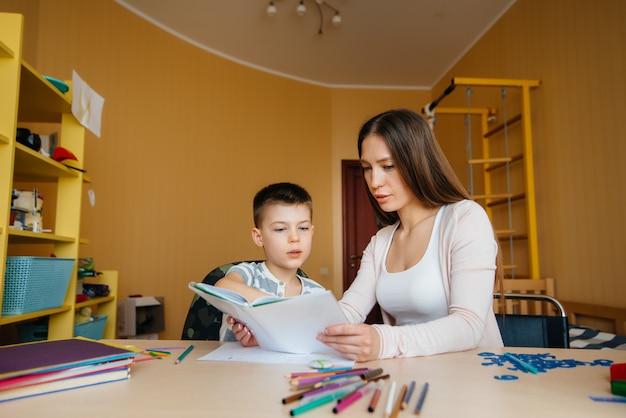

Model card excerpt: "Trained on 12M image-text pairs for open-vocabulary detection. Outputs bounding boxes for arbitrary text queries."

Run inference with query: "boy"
[214,182,325,342]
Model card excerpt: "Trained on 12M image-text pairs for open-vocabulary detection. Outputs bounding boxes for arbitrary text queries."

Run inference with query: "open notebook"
[189,283,347,354]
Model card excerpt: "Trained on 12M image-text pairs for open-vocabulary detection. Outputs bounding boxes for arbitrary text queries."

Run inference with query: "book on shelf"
[188,282,348,354]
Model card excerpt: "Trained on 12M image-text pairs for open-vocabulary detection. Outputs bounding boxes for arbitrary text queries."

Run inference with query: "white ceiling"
[116,0,517,89]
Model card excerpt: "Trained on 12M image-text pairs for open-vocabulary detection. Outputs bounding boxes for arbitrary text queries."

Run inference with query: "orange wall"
[2,0,624,339]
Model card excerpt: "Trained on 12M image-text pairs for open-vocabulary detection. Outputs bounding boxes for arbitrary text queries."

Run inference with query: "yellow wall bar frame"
[433,77,542,279]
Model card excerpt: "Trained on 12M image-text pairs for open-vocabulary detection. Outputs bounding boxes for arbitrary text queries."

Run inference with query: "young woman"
[316,108,503,361]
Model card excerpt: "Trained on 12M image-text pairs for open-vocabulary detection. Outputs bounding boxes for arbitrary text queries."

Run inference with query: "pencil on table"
[390,384,407,418]
[285,367,353,378]
[384,381,397,418]
[174,344,194,365]
[414,382,429,415]
[402,380,416,409]
[368,380,385,413]
[503,352,539,374]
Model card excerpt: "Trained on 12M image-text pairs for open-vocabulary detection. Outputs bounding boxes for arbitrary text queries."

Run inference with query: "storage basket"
[74,315,108,339]
[18,315,108,342]
[2,257,75,315]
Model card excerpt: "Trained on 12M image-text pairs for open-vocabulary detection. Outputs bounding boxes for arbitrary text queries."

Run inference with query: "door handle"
[349,254,362,268]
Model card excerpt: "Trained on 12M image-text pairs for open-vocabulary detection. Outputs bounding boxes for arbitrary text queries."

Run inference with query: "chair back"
[181,261,309,340]
[493,292,570,348]
[494,278,558,315]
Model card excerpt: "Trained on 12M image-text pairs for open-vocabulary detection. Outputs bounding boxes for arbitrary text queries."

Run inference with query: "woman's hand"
[316,323,380,362]
[227,316,258,347]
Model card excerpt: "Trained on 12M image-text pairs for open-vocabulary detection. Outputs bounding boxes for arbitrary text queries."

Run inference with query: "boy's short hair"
[253,182,313,227]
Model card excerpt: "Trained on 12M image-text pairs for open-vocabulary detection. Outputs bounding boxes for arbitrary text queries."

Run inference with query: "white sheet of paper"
[198,342,354,366]
[71,70,104,138]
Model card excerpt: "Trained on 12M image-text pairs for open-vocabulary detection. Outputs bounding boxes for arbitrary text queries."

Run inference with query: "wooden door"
[341,160,383,323]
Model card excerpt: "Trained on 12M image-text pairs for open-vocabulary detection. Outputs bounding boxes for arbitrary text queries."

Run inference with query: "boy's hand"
[316,323,380,362]
[227,316,259,347]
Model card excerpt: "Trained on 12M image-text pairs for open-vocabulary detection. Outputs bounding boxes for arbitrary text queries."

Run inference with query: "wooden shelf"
[8,228,75,243]
[0,38,13,58]
[18,61,71,123]
[0,305,72,326]
[13,142,78,181]
[76,295,115,310]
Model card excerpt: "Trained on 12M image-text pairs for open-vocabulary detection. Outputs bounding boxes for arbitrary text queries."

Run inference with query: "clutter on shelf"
[76,258,108,302]
[9,188,43,232]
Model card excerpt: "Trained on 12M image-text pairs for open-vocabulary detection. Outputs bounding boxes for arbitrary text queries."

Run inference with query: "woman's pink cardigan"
[339,200,504,359]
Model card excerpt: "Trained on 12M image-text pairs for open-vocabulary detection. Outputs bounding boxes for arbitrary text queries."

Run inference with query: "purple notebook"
[0,338,140,380]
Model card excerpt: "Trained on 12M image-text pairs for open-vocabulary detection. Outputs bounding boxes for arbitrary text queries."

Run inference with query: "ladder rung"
[494,229,515,235]
[484,114,522,138]
[471,193,515,200]
[486,193,525,207]
[468,157,512,165]
[485,153,524,172]
[498,234,528,241]
[503,264,518,270]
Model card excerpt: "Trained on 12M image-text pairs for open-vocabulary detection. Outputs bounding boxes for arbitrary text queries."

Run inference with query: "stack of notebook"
[0,337,141,402]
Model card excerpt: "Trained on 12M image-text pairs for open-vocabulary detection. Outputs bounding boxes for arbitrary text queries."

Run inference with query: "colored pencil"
[390,384,407,418]
[290,394,336,416]
[282,378,359,404]
[368,380,385,413]
[286,367,353,378]
[302,377,362,399]
[384,381,397,418]
[333,381,376,413]
[402,380,416,409]
[289,388,352,416]
[414,382,429,415]
[146,350,171,356]
[301,381,364,405]
[369,373,390,383]
[174,344,194,365]
[360,368,384,381]
[291,368,371,386]
[503,352,539,374]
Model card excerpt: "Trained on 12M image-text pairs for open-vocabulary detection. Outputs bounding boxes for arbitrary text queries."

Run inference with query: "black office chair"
[181,261,309,340]
[493,293,570,348]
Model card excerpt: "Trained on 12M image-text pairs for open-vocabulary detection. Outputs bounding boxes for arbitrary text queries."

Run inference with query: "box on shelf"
[11,189,43,213]
[17,315,108,342]
[117,296,164,339]
[10,189,44,231]
[2,257,75,315]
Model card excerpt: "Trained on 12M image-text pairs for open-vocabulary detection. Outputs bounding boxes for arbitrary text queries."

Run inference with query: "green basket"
[2,257,75,315]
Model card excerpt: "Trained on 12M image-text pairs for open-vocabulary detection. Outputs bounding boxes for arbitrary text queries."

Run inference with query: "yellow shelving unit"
[430,77,541,279]
[0,13,116,342]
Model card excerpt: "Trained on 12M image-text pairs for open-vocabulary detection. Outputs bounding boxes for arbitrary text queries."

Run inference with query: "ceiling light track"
[266,0,342,35]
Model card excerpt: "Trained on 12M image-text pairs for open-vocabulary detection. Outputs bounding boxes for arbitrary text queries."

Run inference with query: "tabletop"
[1,340,624,417]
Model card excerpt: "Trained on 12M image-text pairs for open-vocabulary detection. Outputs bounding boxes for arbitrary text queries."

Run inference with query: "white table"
[1,340,624,417]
